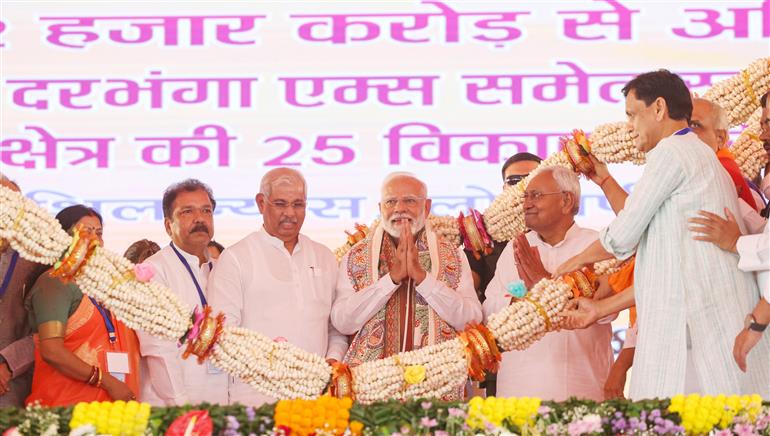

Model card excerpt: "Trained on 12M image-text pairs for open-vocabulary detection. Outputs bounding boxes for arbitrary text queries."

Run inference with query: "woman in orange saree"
[25,205,140,406]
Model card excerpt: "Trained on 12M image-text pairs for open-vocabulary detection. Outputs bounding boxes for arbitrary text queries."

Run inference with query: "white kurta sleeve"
[325,323,349,361]
[736,227,770,273]
[482,242,517,321]
[331,252,399,335]
[208,249,244,327]
[415,248,483,331]
[738,198,767,235]
[623,323,638,349]
[136,330,190,406]
[136,265,189,406]
[600,143,685,259]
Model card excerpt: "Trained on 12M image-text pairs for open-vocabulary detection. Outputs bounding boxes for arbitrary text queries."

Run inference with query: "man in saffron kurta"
[332,173,482,398]
[556,70,770,399]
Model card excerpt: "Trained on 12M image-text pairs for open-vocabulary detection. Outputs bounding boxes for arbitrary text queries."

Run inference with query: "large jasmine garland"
[0,187,70,264]
[731,107,768,180]
[703,57,770,128]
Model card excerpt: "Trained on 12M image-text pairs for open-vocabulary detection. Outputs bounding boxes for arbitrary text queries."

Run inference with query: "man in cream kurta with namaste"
[555,70,770,399]
[332,172,482,398]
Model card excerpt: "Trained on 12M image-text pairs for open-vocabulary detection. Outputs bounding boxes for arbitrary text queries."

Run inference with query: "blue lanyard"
[170,242,208,307]
[674,127,691,135]
[0,251,19,299]
[89,297,117,344]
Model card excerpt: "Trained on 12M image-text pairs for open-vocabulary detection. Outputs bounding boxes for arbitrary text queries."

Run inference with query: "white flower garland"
[210,327,331,400]
[704,57,770,127]
[730,107,767,180]
[483,151,572,242]
[486,278,573,351]
[75,247,191,341]
[350,337,468,404]
[593,258,625,276]
[589,122,645,165]
[0,186,71,264]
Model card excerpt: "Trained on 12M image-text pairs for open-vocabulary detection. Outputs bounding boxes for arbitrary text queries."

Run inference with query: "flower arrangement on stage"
[273,396,358,435]
[68,400,151,436]
[2,396,769,435]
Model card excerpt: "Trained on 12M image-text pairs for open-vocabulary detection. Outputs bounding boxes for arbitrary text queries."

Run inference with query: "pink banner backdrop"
[1,0,767,253]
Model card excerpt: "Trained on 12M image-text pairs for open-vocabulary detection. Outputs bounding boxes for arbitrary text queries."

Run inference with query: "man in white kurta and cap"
[484,166,612,401]
[137,179,228,405]
[331,172,482,399]
[208,168,348,406]
[555,70,770,399]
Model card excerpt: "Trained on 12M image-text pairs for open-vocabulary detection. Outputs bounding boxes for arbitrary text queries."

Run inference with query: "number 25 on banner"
[262,135,357,166]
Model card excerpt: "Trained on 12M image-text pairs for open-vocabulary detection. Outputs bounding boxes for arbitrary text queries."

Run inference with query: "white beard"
[382,214,426,238]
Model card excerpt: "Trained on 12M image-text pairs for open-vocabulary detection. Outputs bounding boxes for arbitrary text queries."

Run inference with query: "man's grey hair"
[531,166,581,215]
[702,98,729,131]
[260,168,307,198]
[380,172,428,198]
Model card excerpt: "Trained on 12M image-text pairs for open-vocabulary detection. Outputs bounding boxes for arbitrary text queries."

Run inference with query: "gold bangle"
[86,365,98,385]
[38,321,65,340]
[524,296,553,331]
[95,367,103,388]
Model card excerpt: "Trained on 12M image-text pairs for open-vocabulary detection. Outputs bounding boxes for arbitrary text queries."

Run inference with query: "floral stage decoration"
[2,394,769,435]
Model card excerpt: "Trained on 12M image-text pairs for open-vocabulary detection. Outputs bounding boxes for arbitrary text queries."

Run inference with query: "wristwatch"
[745,314,768,333]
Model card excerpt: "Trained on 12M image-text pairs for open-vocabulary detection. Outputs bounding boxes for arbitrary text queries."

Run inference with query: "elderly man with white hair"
[690,98,766,233]
[208,168,348,406]
[332,172,482,399]
[483,166,613,401]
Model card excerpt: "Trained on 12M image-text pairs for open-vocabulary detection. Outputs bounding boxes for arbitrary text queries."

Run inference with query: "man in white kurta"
[557,71,770,399]
[137,180,228,405]
[332,172,481,399]
[690,193,770,371]
[208,168,347,406]
[484,167,612,401]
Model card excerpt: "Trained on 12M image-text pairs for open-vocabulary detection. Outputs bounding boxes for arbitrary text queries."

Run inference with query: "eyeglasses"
[382,196,425,209]
[505,174,528,186]
[522,191,565,201]
[265,198,307,210]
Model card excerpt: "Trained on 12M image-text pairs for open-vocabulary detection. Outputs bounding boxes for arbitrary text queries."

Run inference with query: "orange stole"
[717,148,758,210]
[607,258,636,326]
[26,296,140,406]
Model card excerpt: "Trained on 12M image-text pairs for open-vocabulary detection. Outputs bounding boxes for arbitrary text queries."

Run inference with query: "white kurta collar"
[170,241,211,268]
[258,226,303,255]
[531,222,580,249]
